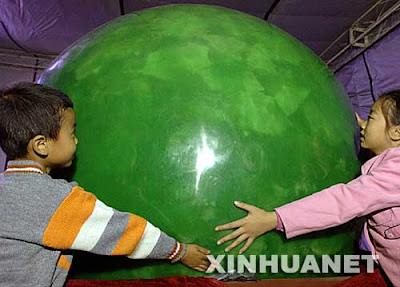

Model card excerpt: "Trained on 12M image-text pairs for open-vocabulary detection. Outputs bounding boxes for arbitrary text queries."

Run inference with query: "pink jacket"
[276,147,400,286]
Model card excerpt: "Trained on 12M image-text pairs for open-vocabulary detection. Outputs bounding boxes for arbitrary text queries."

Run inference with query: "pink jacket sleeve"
[276,148,400,239]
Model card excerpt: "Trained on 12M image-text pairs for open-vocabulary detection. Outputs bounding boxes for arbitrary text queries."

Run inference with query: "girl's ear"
[30,135,49,158]
[388,125,400,142]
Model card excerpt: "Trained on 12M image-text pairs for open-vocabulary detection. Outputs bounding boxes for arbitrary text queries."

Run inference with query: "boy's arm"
[41,186,200,264]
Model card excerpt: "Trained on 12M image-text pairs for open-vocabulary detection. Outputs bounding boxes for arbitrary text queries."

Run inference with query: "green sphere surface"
[40,5,359,279]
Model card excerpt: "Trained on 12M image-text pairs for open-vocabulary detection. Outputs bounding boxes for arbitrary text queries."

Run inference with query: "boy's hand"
[180,244,211,272]
[215,201,278,254]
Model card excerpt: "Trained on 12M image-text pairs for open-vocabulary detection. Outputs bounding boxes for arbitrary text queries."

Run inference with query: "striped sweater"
[0,160,186,287]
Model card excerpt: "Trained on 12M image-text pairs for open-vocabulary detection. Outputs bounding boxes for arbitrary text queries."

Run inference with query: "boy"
[0,82,210,287]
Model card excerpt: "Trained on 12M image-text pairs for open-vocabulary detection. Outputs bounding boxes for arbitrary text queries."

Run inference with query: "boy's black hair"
[0,82,73,160]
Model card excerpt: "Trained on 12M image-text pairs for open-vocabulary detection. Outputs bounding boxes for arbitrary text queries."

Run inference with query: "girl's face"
[357,102,392,155]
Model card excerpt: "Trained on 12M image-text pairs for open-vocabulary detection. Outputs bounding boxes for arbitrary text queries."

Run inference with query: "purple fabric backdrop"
[335,26,400,120]
[0,1,120,54]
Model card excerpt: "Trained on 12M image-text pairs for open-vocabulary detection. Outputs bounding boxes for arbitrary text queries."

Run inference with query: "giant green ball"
[40,4,359,279]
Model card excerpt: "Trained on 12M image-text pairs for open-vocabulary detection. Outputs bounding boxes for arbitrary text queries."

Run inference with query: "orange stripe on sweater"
[57,255,72,270]
[42,186,96,249]
[4,170,42,174]
[111,214,147,256]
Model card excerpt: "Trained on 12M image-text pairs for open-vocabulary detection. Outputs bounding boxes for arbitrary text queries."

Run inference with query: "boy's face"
[47,108,78,168]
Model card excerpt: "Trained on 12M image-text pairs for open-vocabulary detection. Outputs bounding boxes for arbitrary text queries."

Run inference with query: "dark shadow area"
[50,157,78,181]
[69,251,165,278]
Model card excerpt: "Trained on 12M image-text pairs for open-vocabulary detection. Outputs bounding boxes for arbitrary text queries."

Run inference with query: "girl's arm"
[216,148,400,252]
[278,149,400,239]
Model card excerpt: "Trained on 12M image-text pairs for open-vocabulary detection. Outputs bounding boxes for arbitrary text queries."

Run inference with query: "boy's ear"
[30,135,49,158]
[388,125,400,142]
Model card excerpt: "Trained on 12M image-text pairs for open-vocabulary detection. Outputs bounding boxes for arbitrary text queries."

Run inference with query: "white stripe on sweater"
[128,222,161,259]
[5,167,44,174]
[168,242,181,260]
[71,200,114,251]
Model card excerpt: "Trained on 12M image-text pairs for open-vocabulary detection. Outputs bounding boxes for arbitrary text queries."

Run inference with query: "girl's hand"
[180,244,211,272]
[215,201,278,254]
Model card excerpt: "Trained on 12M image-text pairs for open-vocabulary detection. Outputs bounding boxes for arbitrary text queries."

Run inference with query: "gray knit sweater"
[0,160,186,287]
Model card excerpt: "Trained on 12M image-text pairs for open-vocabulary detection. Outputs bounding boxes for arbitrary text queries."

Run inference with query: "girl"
[215,90,400,286]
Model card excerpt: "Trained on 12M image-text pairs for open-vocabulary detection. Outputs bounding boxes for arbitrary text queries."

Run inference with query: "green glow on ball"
[40,4,359,279]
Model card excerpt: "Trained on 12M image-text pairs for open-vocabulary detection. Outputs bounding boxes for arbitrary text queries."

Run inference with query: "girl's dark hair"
[377,90,400,128]
[0,82,73,159]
